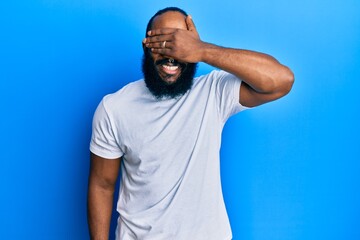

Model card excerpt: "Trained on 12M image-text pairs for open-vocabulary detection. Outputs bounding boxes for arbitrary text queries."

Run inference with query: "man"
[88,7,294,240]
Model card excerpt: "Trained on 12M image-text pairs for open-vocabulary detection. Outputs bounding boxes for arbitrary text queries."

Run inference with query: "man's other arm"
[88,153,120,240]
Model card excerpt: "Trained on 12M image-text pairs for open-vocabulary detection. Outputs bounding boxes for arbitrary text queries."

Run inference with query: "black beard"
[142,50,197,99]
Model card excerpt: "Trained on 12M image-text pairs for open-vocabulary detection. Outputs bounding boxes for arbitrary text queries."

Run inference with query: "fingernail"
[142,38,146,43]
[147,30,152,36]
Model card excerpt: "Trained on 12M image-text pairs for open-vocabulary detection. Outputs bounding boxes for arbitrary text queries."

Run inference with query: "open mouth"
[155,58,184,83]
[161,64,180,75]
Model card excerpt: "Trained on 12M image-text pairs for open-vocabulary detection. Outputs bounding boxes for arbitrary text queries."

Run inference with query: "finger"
[147,28,177,36]
[150,47,173,56]
[144,34,171,44]
[145,41,173,49]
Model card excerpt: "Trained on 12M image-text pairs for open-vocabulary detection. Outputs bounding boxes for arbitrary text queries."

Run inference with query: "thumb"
[186,15,199,38]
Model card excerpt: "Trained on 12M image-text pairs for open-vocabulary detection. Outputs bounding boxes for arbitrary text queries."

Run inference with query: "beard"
[142,50,198,99]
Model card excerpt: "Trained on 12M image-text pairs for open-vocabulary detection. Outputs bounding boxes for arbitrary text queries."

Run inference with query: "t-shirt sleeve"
[214,70,250,122]
[90,99,124,159]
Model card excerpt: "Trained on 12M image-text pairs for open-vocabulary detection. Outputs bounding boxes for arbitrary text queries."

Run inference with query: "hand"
[143,16,204,63]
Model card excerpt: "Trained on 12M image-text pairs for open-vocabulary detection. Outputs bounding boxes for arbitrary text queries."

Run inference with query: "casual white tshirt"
[90,70,248,240]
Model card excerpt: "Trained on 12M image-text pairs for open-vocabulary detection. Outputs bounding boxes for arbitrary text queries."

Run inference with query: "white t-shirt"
[90,70,248,240]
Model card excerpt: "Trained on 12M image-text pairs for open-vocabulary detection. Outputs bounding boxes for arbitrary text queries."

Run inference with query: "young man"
[88,7,294,240]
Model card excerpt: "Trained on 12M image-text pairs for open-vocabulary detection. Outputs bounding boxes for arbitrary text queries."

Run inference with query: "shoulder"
[195,69,223,80]
[194,70,233,84]
[101,79,148,109]
[192,70,237,90]
[105,79,145,100]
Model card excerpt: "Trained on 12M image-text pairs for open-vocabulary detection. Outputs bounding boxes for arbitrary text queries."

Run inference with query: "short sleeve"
[90,99,124,159]
[214,70,250,122]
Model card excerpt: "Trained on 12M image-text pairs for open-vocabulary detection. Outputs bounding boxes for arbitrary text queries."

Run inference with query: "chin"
[156,68,181,85]
[161,75,180,84]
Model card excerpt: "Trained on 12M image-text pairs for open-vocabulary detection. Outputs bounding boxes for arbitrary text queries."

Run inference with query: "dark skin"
[88,11,294,240]
[87,153,120,240]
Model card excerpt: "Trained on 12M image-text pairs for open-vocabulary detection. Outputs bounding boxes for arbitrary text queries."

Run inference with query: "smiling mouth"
[161,64,180,75]
[155,58,183,83]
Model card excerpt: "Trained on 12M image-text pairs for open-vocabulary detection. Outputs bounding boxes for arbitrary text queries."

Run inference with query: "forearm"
[87,179,115,240]
[199,43,294,94]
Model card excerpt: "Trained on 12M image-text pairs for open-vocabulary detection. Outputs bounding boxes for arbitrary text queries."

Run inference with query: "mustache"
[155,58,184,66]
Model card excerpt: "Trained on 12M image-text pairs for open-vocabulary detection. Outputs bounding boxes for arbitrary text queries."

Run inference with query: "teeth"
[162,65,179,71]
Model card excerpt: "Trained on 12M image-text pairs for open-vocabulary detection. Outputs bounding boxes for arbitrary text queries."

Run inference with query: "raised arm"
[87,153,120,240]
[144,15,294,107]
[200,45,294,107]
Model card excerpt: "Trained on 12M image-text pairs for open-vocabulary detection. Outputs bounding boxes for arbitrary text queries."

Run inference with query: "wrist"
[198,42,221,64]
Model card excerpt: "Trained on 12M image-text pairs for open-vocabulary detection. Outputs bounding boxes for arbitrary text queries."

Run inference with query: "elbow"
[279,66,295,96]
[285,67,295,93]
[258,66,294,95]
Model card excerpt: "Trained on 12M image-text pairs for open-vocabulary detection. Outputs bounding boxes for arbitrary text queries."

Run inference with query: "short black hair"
[145,7,188,37]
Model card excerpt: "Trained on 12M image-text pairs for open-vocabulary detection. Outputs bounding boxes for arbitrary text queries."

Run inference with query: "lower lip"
[161,65,180,75]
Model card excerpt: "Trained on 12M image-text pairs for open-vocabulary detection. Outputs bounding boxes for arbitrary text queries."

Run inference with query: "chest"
[115,91,220,165]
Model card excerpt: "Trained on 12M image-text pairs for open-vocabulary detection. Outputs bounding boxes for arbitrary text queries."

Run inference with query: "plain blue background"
[1,0,359,239]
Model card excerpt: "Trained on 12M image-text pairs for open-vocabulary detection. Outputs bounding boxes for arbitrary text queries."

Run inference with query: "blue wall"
[1,0,359,239]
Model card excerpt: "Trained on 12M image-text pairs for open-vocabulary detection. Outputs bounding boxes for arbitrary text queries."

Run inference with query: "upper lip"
[156,58,180,66]
[163,62,177,66]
